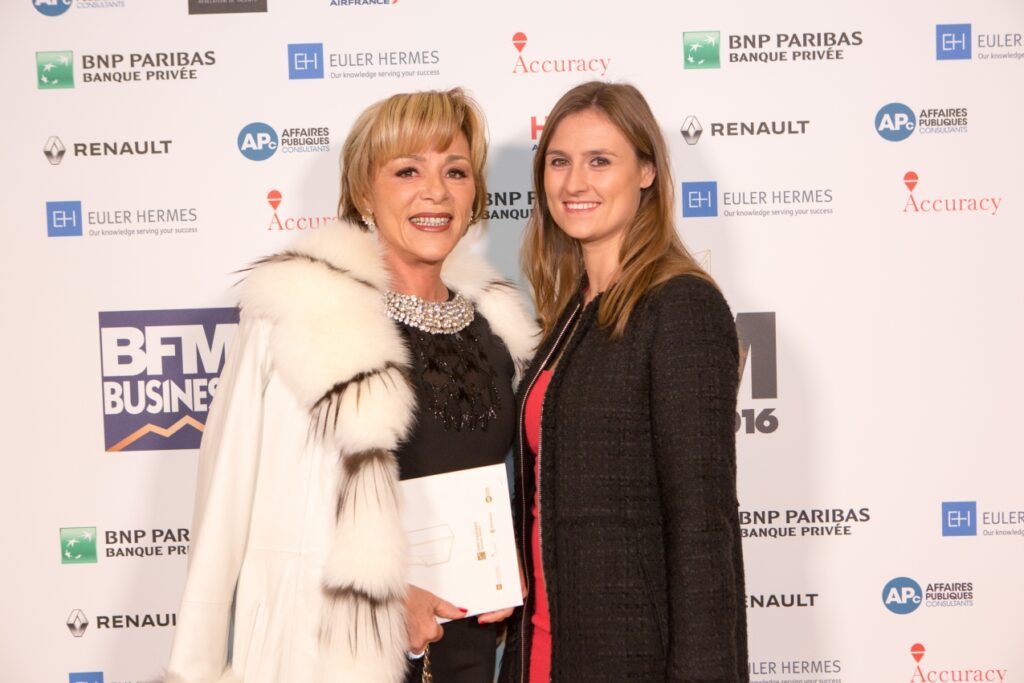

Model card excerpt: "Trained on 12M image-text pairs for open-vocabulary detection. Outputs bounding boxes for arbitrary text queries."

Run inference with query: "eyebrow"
[395,154,470,163]
[545,148,619,157]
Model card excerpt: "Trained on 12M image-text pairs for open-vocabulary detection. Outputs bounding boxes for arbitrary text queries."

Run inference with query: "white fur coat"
[166,225,537,683]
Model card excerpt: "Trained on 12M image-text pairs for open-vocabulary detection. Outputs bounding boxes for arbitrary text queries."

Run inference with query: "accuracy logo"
[902,171,1002,216]
[511,31,611,77]
[37,51,74,89]
[98,308,239,451]
[683,32,720,69]
[60,527,98,564]
[265,189,336,231]
[908,643,1008,683]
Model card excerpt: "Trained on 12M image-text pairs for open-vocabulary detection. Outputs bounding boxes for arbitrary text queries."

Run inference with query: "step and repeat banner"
[2,1,1022,681]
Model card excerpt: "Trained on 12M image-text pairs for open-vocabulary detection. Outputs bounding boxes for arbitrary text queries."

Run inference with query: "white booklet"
[401,462,523,620]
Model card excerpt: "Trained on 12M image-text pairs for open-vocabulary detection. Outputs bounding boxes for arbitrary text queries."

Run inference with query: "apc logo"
[60,527,98,564]
[937,24,971,60]
[238,122,278,161]
[288,43,324,79]
[683,31,720,69]
[47,200,82,237]
[681,181,717,217]
[883,576,923,614]
[942,501,977,536]
[34,0,72,16]
[99,308,239,451]
[70,674,104,683]
[875,103,916,142]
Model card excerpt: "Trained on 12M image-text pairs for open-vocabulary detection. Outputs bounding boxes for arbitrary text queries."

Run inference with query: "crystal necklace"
[383,289,475,335]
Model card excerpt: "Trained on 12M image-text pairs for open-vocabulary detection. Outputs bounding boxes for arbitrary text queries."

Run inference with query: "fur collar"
[239,224,537,454]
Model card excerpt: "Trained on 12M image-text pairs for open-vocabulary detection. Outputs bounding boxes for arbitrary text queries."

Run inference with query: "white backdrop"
[2,1,1022,681]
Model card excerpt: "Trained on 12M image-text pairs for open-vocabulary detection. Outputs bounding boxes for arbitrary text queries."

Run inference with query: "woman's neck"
[383,253,448,301]
[581,240,621,304]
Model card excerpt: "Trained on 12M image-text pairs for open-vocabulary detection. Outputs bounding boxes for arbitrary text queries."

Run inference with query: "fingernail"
[459,607,468,613]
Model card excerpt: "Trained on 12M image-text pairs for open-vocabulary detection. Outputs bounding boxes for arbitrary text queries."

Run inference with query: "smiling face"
[543,108,655,255]
[364,132,476,274]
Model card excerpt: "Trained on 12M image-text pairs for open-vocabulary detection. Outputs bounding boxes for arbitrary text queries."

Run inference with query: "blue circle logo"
[237,122,278,161]
[33,0,72,16]
[875,103,916,142]
[882,576,923,614]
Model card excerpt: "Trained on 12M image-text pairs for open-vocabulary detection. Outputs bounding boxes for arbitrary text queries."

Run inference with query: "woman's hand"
[405,584,466,653]
[477,560,529,624]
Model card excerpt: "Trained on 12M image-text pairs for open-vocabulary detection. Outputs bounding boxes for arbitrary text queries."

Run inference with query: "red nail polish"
[459,607,468,612]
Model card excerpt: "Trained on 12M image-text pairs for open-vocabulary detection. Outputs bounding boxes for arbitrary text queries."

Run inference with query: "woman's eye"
[446,167,469,178]
[590,156,610,167]
[395,167,418,177]
[549,157,568,168]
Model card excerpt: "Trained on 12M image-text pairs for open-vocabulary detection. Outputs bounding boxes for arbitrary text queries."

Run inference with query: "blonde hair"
[524,81,715,339]
[338,88,489,227]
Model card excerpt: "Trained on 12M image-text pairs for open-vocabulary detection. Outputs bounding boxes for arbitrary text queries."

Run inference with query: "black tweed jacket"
[499,275,749,683]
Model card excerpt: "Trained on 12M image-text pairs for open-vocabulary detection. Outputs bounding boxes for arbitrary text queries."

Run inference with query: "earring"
[361,211,376,230]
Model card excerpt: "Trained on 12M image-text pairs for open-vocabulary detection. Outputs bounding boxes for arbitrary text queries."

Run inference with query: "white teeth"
[410,216,450,227]
[565,202,599,210]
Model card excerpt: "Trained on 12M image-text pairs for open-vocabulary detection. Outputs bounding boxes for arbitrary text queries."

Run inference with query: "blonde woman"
[167,89,536,683]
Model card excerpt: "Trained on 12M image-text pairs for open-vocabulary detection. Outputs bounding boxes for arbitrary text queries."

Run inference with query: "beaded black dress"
[395,304,516,683]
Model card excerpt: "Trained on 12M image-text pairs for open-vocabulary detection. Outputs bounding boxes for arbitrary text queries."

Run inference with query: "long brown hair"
[524,81,715,339]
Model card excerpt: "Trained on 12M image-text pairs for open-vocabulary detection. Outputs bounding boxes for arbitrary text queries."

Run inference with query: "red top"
[524,369,553,682]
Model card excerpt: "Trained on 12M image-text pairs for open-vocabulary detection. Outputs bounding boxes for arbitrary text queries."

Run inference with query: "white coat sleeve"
[167,315,271,682]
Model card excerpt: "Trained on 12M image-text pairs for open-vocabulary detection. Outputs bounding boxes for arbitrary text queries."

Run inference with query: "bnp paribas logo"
[37,51,74,89]
[60,527,98,564]
[683,31,720,69]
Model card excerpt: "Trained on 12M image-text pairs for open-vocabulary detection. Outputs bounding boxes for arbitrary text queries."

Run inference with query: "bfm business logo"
[99,308,238,451]
[735,312,778,436]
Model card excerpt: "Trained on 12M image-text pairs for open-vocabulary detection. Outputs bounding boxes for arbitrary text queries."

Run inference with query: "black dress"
[395,305,516,683]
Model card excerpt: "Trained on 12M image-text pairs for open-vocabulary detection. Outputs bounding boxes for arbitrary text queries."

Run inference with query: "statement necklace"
[384,289,475,335]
